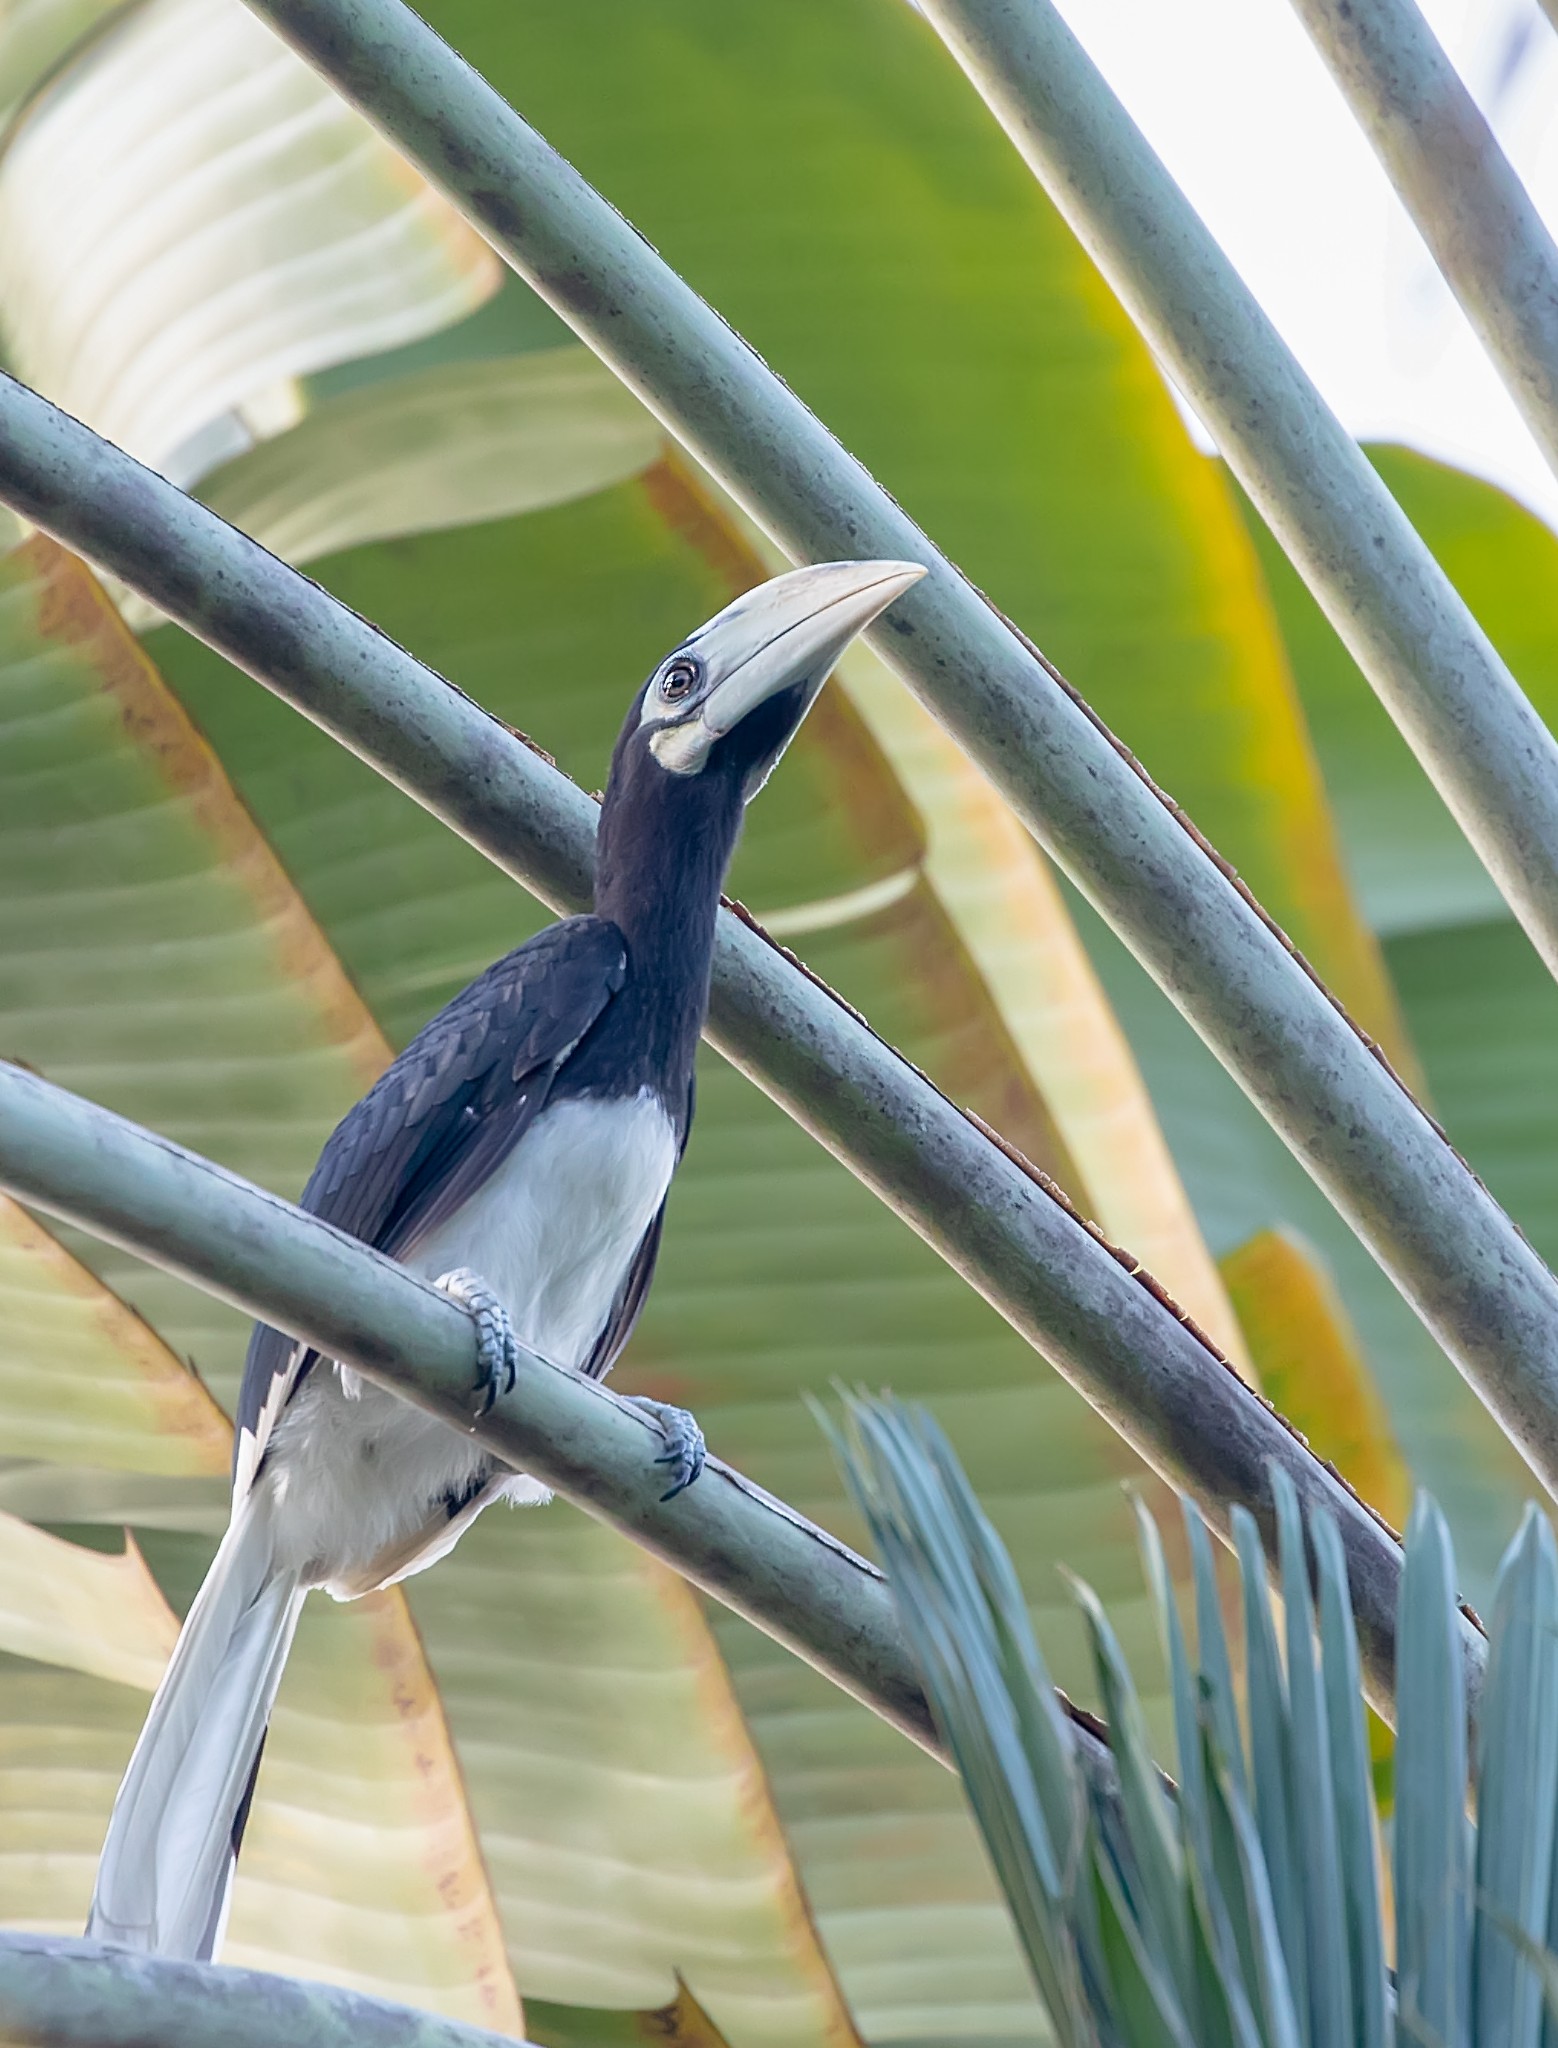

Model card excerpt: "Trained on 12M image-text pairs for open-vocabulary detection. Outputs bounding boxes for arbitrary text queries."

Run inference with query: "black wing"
[580,1203,665,1383]
[234,916,627,1493]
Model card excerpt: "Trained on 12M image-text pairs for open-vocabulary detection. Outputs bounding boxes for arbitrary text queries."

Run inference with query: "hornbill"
[86,557,924,1960]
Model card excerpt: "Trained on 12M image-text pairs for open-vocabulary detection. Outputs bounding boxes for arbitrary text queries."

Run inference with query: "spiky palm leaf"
[834,1390,1558,2048]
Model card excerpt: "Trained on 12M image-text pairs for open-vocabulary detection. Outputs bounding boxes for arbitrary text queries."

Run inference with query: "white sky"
[1053,0,1558,533]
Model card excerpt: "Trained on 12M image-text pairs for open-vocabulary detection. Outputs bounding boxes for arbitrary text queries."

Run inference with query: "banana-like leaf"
[838,634,1252,1369]
[198,351,662,573]
[0,1522,524,2029]
[0,538,528,2017]
[0,1462,227,1531]
[228,1587,522,2030]
[1363,469,1558,1481]
[0,0,1465,2031]
[689,473,1252,1371]
[0,0,497,477]
[1387,914,1558,1343]
[0,1654,146,1936]
[407,1512,862,2048]
[1240,447,1558,1581]
[0,0,126,118]
[173,331,1258,1389]
[0,1189,228,1475]
[184,358,1250,1373]
[0,533,385,1397]
[1064,881,1528,1600]
[0,1512,175,1687]
[138,328,1257,2036]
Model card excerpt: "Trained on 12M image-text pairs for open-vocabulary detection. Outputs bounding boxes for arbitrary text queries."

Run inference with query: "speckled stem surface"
[1287,0,1558,485]
[0,1931,532,2048]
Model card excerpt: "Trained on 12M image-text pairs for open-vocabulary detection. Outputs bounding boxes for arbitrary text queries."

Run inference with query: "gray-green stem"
[0,1931,531,2048]
[1286,0,1558,486]
[910,0,1558,956]
[0,1057,945,1761]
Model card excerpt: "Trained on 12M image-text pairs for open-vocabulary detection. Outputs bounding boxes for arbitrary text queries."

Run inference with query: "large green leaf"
[1386,916,1558,1291]
[700,480,1251,1368]
[407,1513,862,2048]
[198,351,660,575]
[0,534,385,1399]
[0,1514,175,1688]
[0,1189,228,1476]
[527,1982,739,2048]
[0,0,125,119]
[0,0,496,476]
[0,0,1407,1999]
[838,635,1253,1367]
[410,0,1406,1074]
[1219,1227,1410,1528]
[0,540,533,2020]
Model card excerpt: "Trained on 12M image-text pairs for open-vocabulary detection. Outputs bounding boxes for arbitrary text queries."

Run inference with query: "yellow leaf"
[1220,1226,1411,1527]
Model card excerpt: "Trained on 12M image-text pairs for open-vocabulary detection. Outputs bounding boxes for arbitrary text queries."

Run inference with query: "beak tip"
[861,559,927,630]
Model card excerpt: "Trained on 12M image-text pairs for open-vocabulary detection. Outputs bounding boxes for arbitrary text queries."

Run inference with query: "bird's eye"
[659,657,700,704]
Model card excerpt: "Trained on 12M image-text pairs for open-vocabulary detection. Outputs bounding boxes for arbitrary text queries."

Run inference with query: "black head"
[581,559,924,1103]
[594,559,925,933]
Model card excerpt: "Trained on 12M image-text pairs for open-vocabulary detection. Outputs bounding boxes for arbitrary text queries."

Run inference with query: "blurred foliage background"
[0,0,1551,2042]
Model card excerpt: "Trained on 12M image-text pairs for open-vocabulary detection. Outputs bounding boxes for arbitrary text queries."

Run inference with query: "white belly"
[267,1089,678,1594]
[405,1088,678,1369]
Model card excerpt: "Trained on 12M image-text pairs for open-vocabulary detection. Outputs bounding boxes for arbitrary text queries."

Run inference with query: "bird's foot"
[623,1396,706,1501]
[434,1268,520,1418]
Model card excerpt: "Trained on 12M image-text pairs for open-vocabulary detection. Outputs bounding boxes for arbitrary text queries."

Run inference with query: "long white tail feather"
[86,1490,303,1958]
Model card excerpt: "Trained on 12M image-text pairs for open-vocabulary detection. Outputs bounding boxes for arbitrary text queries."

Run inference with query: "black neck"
[579,734,747,1108]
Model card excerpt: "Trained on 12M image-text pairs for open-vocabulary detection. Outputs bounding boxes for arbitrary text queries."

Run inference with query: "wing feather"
[233,916,627,1493]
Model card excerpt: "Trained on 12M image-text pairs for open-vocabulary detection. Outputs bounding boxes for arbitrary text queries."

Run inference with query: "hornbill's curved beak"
[645,559,926,797]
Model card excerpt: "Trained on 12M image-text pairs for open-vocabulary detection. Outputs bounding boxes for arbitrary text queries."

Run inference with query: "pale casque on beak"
[642,559,926,798]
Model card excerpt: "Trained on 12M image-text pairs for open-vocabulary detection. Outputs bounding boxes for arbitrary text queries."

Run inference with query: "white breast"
[405,1087,679,1371]
[264,1088,679,1594]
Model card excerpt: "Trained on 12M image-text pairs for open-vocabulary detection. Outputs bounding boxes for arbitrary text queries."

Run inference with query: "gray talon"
[435,1268,519,1418]
[624,1395,706,1500]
